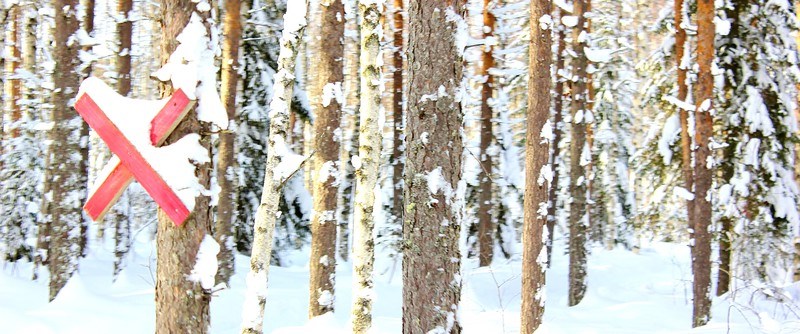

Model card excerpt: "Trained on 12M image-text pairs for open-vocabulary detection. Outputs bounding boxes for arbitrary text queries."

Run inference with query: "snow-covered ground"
[2,233,799,333]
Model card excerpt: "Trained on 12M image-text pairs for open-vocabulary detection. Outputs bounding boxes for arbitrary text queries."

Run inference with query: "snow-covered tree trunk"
[46,0,88,300]
[403,1,465,333]
[547,6,566,266]
[154,1,217,332]
[477,0,495,268]
[691,0,714,327]
[308,0,344,318]
[520,0,551,331]
[350,2,383,332]
[240,2,308,332]
[215,0,242,286]
[568,0,590,307]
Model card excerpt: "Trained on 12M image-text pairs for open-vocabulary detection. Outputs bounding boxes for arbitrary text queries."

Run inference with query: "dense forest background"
[1,0,799,333]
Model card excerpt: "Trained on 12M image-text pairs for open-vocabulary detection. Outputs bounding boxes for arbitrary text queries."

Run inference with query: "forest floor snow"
[1,233,799,333]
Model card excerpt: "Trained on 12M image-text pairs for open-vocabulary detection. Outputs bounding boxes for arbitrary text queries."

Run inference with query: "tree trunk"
[692,0,714,327]
[403,1,465,333]
[568,0,589,307]
[46,0,88,301]
[338,0,360,263]
[547,6,566,267]
[520,0,552,331]
[215,0,242,286]
[675,0,695,253]
[3,4,20,140]
[240,3,307,332]
[477,0,496,268]
[154,2,212,332]
[389,0,405,246]
[350,3,383,331]
[308,0,344,318]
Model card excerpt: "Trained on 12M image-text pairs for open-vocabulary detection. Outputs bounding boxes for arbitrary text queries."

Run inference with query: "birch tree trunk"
[568,0,589,307]
[308,0,344,318]
[403,1,465,333]
[154,1,213,332]
[520,0,552,331]
[240,3,307,333]
[477,0,495,268]
[215,0,242,285]
[350,3,383,332]
[691,0,715,327]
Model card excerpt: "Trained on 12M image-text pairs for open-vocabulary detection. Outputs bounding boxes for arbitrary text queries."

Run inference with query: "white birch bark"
[240,2,308,333]
[350,2,383,332]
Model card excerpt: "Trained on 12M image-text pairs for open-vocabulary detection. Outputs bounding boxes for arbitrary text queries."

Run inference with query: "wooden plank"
[150,89,194,146]
[84,160,134,222]
[75,94,191,226]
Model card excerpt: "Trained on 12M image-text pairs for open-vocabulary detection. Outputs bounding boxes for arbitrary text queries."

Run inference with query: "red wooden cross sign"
[75,79,196,226]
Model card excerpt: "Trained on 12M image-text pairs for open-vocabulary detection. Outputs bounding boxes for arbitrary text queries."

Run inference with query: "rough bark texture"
[520,0,552,331]
[350,3,382,331]
[240,3,307,332]
[154,1,211,332]
[403,1,465,333]
[675,0,695,252]
[338,0,360,263]
[547,7,567,267]
[308,0,344,318]
[46,0,88,301]
[568,0,589,307]
[692,0,714,327]
[477,0,495,268]
[215,0,242,286]
[389,0,405,241]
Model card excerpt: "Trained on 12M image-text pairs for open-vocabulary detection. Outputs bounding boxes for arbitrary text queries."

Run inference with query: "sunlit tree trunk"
[477,0,496,268]
[547,6,567,267]
[308,0,344,318]
[691,0,714,327]
[215,0,242,285]
[338,0,360,262]
[520,0,552,331]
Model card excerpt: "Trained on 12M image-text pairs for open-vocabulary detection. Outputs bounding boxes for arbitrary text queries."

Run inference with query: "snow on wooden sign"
[75,77,202,226]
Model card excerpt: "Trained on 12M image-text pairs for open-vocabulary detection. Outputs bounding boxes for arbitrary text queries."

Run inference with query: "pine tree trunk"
[692,0,714,327]
[350,3,382,331]
[403,1,465,333]
[389,0,405,244]
[338,0,360,262]
[477,0,495,268]
[547,7,567,267]
[46,0,88,301]
[568,0,589,307]
[154,2,212,332]
[3,4,20,139]
[520,0,552,331]
[240,3,307,332]
[215,0,242,286]
[308,0,344,318]
[675,0,695,251]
